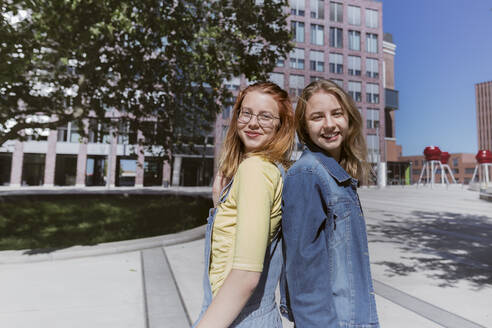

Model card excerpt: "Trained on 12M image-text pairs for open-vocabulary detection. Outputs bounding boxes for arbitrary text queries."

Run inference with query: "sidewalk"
[0,186,490,327]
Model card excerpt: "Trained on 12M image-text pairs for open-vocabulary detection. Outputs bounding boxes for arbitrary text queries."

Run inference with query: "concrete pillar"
[43,130,57,187]
[107,131,117,187]
[172,156,182,186]
[76,121,89,188]
[162,158,171,187]
[76,142,88,187]
[377,162,387,188]
[9,140,24,187]
[135,141,144,188]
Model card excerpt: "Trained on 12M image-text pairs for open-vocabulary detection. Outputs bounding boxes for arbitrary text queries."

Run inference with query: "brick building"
[476,81,492,152]
[400,153,476,184]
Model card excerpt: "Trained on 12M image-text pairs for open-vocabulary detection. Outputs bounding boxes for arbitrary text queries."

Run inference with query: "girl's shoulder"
[237,156,281,181]
[287,152,323,176]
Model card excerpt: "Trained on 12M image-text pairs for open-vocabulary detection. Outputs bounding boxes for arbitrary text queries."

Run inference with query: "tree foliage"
[0,0,292,153]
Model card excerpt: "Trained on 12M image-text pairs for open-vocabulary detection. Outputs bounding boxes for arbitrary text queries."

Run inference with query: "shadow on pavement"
[367,211,492,288]
[22,247,68,255]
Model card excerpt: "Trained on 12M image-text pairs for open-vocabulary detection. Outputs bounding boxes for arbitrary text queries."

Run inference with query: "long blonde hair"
[295,79,372,184]
[219,82,295,179]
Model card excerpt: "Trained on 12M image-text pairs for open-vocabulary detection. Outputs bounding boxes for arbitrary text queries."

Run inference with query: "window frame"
[366,33,378,53]
[330,2,343,22]
[329,27,343,48]
[291,21,305,43]
[348,30,361,51]
[310,24,324,46]
[347,5,361,26]
[329,53,343,74]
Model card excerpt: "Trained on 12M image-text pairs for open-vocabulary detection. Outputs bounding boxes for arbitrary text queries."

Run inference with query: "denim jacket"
[280,146,379,328]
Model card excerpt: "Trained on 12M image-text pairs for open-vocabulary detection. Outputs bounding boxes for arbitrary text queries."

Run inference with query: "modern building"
[400,153,476,185]
[476,81,492,152]
[0,0,394,188]
[381,33,408,185]
[216,0,392,170]
[0,120,215,187]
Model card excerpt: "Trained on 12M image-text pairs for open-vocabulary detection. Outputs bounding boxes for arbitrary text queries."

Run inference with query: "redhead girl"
[281,80,380,327]
[193,82,295,328]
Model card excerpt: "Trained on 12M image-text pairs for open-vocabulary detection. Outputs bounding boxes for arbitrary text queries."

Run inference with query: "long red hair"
[219,82,295,179]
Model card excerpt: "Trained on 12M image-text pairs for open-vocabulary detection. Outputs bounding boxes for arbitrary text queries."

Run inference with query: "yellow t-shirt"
[209,156,283,296]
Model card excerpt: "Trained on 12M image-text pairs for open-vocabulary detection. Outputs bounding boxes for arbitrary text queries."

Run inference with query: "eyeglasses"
[238,108,280,128]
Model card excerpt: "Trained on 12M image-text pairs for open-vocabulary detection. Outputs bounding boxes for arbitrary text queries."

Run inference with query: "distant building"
[381,33,408,185]
[0,121,215,188]
[476,81,492,152]
[400,153,476,184]
[383,33,401,161]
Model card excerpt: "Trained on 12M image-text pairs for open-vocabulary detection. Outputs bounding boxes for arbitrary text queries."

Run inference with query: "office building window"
[57,124,69,142]
[366,33,378,53]
[329,27,343,48]
[366,58,379,78]
[68,124,79,143]
[269,72,284,88]
[348,81,361,102]
[310,76,322,82]
[367,134,380,163]
[330,2,343,22]
[348,5,361,26]
[57,122,81,143]
[224,77,240,90]
[331,79,344,88]
[366,108,380,129]
[117,121,138,144]
[290,48,305,69]
[289,74,305,97]
[222,97,234,120]
[366,83,379,104]
[366,9,378,28]
[290,0,305,16]
[452,158,459,167]
[310,24,324,45]
[310,50,324,72]
[221,125,229,139]
[310,0,324,19]
[276,57,285,67]
[329,53,343,74]
[291,21,305,43]
[348,55,361,76]
[88,119,110,143]
[348,30,361,51]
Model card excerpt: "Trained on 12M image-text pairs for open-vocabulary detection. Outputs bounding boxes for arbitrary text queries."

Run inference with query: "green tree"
[0,0,292,154]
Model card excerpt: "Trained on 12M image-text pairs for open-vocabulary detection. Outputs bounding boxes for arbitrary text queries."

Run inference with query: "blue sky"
[382,0,492,156]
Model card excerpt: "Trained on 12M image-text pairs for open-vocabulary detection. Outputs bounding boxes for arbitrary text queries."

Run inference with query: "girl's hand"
[196,269,261,328]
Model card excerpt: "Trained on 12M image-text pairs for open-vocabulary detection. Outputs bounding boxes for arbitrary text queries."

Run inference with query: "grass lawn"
[0,195,212,251]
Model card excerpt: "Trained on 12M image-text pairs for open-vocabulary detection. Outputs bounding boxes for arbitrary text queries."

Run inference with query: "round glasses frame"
[237,108,280,128]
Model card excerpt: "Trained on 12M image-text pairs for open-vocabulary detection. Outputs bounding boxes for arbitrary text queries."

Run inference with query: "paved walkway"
[0,186,490,327]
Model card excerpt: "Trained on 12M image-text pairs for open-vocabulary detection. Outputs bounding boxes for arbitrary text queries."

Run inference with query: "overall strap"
[276,163,286,180]
[271,162,286,242]
[217,178,234,206]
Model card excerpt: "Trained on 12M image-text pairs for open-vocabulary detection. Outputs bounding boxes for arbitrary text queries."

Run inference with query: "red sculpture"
[423,146,441,161]
[440,152,450,164]
[476,150,492,164]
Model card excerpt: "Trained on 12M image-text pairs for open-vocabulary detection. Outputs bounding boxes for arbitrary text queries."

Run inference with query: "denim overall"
[192,175,284,328]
